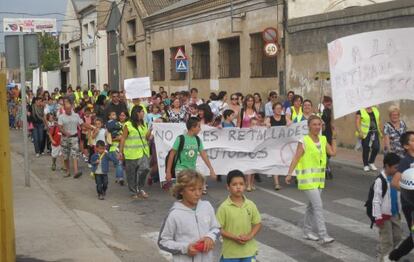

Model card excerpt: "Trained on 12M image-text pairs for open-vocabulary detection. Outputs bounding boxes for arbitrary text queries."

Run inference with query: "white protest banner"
[124,77,151,99]
[328,28,414,119]
[153,122,308,182]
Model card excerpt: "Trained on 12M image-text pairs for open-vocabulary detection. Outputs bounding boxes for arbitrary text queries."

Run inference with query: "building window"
[82,24,88,42]
[127,56,137,78]
[60,44,64,61]
[192,42,210,79]
[88,69,96,86]
[89,21,95,37]
[65,44,69,60]
[127,19,136,43]
[219,37,240,78]
[250,33,277,78]
[152,50,165,81]
[170,46,186,81]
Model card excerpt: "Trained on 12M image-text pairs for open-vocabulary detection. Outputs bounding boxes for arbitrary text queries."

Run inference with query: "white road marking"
[291,206,377,240]
[334,197,408,228]
[256,186,305,206]
[261,213,373,262]
[257,242,298,262]
[143,231,298,262]
[333,198,365,211]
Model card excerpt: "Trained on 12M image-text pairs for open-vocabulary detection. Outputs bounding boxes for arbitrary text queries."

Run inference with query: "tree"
[39,33,60,72]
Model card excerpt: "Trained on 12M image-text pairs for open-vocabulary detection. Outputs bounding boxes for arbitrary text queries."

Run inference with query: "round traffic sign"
[263,27,278,43]
[264,42,279,57]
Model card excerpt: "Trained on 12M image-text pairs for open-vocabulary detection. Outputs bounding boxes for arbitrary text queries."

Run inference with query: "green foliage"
[39,33,60,71]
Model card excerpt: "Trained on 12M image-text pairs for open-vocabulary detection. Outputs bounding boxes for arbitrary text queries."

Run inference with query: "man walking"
[103,91,128,122]
[58,101,84,178]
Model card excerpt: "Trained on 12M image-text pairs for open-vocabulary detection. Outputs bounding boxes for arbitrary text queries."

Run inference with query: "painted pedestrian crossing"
[143,210,377,262]
[142,231,298,262]
[290,205,377,240]
[333,198,365,211]
[260,213,374,262]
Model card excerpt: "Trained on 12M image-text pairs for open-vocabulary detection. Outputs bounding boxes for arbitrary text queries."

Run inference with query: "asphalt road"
[10,130,413,262]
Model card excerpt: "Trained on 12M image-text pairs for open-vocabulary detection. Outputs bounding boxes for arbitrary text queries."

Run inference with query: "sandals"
[138,190,149,199]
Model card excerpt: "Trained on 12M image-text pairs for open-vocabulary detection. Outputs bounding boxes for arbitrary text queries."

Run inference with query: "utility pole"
[19,35,30,187]
[0,71,16,261]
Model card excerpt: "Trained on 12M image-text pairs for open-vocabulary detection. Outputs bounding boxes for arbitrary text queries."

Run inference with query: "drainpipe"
[282,0,287,95]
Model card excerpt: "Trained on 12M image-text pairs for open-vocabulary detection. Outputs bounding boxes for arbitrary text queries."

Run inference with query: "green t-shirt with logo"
[172,134,204,172]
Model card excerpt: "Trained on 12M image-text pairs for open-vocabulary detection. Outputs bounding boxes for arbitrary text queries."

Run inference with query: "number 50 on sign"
[264,42,279,57]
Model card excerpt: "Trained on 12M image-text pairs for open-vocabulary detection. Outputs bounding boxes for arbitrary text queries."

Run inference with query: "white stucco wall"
[288,0,395,19]
[60,0,80,44]
[96,30,108,90]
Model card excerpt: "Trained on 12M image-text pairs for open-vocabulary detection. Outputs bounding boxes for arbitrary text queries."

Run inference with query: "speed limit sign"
[264,42,279,57]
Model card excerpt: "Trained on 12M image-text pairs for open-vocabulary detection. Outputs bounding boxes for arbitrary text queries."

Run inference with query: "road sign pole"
[187,61,191,91]
[19,34,30,187]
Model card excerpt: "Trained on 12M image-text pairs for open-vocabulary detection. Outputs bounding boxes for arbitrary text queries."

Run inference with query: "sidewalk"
[13,153,122,262]
[332,146,383,172]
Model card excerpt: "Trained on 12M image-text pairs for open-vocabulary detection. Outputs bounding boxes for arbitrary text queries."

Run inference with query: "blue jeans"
[220,256,256,262]
[95,173,108,195]
[32,122,45,154]
[108,151,124,180]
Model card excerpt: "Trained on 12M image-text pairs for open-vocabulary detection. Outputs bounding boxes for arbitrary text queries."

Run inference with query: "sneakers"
[98,194,104,200]
[303,233,319,241]
[274,184,281,191]
[320,236,335,244]
[363,166,370,172]
[36,153,40,158]
[369,163,378,171]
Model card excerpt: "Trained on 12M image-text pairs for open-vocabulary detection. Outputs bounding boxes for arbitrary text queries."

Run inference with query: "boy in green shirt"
[216,170,262,262]
[166,117,216,181]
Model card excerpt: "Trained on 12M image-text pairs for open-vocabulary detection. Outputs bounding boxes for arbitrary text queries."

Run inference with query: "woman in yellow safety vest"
[355,106,382,172]
[285,115,337,244]
[119,105,152,199]
[286,95,303,123]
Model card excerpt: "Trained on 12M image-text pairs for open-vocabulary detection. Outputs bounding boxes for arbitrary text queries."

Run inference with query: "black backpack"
[165,135,201,179]
[364,174,388,228]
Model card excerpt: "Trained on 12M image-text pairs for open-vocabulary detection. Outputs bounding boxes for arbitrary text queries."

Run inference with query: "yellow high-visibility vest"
[291,106,303,122]
[123,121,149,160]
[296,135,327,190]
[74,91,84,104]
[359,107,381,139]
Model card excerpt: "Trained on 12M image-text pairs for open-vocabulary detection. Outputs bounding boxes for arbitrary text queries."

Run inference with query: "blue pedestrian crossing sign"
[176,59,189,73]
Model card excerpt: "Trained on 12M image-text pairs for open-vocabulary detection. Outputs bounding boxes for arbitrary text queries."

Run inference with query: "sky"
[0,0,68,52]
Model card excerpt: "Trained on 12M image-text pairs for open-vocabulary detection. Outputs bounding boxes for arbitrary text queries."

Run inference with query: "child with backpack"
[165,117,216,193]
[158,170,220,262]
[365,153,402,262]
